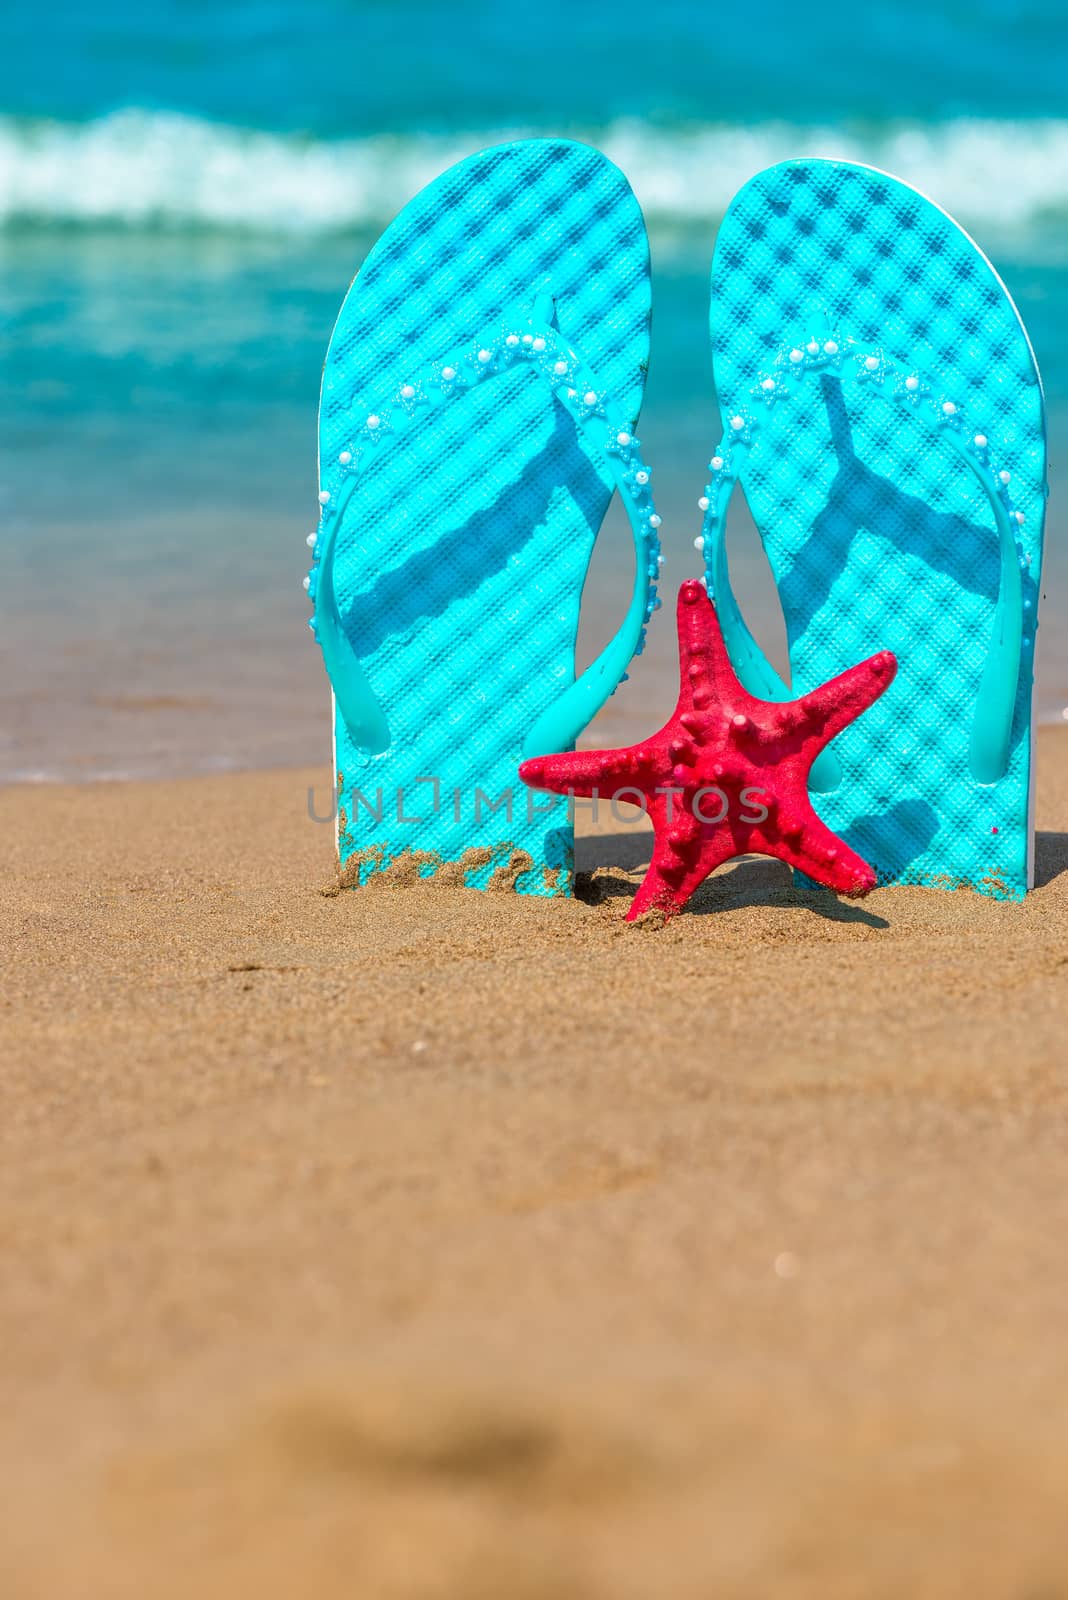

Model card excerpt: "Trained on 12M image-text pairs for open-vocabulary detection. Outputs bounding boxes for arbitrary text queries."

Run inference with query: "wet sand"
[3,734,1068,1598]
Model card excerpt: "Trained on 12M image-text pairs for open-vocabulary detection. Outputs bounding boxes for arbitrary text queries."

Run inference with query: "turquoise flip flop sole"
[310,140,653,896]
[703,159,1047,898]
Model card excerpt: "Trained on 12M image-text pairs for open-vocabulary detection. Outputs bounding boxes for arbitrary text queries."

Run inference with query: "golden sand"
[2,733,1067,1597]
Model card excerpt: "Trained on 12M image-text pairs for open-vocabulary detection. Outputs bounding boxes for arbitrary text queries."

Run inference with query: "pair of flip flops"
[307,140,1047,916]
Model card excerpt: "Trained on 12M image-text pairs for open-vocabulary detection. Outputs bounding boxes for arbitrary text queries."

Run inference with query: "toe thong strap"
[307,294,662,759]
[699,335,1027,787]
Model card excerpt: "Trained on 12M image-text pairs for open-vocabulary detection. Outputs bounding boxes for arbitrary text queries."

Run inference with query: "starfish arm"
[625,810,732,921]
[769,805,878,896]
[518,747,634,800]
[673,580,740,715]
[789,650,896,751]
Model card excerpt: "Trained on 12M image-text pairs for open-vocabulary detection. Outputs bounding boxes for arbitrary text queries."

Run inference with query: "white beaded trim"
[306,318,664,652]
[700,333,1031,618]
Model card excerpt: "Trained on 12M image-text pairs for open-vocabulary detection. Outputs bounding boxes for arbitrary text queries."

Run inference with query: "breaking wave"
[2,110,1066,237]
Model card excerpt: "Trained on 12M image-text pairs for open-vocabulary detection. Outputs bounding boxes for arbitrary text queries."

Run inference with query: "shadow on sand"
[574,831,890,929]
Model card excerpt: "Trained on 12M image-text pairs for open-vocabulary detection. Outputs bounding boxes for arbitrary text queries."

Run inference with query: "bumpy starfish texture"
[520,581,897,922]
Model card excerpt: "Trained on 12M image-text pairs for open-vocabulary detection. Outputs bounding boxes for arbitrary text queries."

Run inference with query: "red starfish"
[520,580,897,921]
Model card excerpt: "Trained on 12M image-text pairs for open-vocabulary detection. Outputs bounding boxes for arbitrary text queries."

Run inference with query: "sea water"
[2,0,1066,780]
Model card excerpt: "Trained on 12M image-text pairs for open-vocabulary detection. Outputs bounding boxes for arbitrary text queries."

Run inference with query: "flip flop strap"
[698,334,1028,787]
[307,300,662,759]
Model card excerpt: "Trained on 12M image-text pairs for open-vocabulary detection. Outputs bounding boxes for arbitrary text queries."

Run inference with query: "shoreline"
[6,690,1068,789]
[3,729,1068,1596]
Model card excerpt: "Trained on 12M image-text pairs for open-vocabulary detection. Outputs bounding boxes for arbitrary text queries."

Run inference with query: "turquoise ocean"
[2,0,1066,779]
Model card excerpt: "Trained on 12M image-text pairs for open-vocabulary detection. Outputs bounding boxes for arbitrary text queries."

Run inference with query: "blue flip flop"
[699,159,1047,898]
[307,139,659,896]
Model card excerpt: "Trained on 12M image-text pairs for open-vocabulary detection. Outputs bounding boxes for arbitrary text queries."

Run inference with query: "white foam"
[1,109,1066,235]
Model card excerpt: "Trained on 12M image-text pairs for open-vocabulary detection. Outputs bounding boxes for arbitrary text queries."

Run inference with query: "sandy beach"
[3,730,1068,1598]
